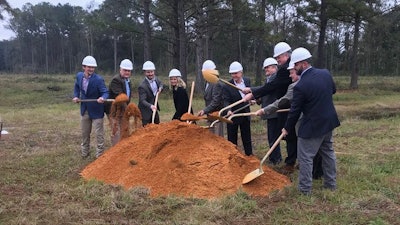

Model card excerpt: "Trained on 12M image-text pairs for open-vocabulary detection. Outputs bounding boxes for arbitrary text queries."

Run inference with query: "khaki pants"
[81,112,105,158]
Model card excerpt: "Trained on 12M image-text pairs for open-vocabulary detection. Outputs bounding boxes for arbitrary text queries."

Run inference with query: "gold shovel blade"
[242,168,264,184]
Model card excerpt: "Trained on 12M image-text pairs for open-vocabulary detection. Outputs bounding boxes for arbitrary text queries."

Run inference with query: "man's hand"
[241,87,252,94]
[243,93,254,102]
[151,105,157,111]
[97,97,105,103]
[72,97,79,103]
[197,110,205,116]
[255,109,265,116]
[281,128,288,137]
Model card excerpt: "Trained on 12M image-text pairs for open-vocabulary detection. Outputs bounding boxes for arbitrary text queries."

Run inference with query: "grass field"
[0,74,399,225]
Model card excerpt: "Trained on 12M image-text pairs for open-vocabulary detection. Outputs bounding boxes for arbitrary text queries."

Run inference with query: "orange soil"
[81,120,291,199]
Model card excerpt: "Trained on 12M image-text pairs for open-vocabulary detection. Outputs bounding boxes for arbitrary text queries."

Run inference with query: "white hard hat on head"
[120,59,133,70]
[289,47,312,65]
[202,60,216,70]
[169,68,181,77]
[142,61,156,70]
[273,42,291,57]
[229,61,243,73]
[263,57,278,68]
[82,56,97,67]
[287,62,295,70]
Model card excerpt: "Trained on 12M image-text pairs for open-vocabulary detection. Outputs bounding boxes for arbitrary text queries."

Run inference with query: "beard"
[296,64,304,76]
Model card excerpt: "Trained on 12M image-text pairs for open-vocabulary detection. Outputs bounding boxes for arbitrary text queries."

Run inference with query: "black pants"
[227,117,252,156]
[278,112,297,166]
[266,118,282,163]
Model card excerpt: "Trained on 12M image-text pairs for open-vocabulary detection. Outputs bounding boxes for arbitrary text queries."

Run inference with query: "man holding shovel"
[138,61,163,126]
[73,56,109,159]
[242,42,294,167]
[282,47,340,195]
[197,60,224,137]
[105,59,134,145]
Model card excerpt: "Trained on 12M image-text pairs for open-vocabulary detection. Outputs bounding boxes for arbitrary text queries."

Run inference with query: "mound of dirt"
[81,120,291,199]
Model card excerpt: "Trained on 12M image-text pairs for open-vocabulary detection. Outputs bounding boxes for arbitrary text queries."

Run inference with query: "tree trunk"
[255,0,266,86]
[231,0,241,61]
[143,0,151,61]
[178,0,187,82]
[350,12,360,89]
[316,0,328,68]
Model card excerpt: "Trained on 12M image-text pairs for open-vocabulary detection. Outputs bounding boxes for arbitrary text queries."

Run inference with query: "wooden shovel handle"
[151,91,160,124]
[276,108,289,113]
[218,99,245,117]
[259,133,285,167]
[227,112,257,120]
[188,81,195,114]
[219,79,244,92]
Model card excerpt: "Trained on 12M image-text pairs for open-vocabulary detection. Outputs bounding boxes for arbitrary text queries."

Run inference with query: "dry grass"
[0,74,399,224]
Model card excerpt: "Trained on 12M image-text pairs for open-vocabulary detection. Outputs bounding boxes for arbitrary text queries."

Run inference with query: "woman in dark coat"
[169,69,192,120]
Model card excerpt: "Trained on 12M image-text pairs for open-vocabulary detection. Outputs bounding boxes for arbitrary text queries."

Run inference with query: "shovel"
[186,81,195,123]
[202,69,244,92]
[242,133,285,184]
[208,103,251,128]
[78,99,115,102]
[151,90,160,124]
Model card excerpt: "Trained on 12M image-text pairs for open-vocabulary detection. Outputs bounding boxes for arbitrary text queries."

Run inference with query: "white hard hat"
[82,56,97,67]
[290,47,312,65]
[120,59,133,70]
[273,42,291,57]
[229,61,243,73]
[168,68,181,77]
[142,61,156,70]
[287,62,295,70]
[202,60,216,70]
[263,57,278,68]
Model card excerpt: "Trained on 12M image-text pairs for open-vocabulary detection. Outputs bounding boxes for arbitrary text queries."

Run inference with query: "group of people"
[73,40,340,195]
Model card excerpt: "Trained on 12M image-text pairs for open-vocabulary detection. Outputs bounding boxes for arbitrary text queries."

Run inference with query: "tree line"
[0,0,399,89]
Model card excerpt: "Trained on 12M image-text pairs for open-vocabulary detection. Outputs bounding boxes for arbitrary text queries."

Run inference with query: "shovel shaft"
[151,91,160,124]
[78,99,115,102]
[259,133,285,166]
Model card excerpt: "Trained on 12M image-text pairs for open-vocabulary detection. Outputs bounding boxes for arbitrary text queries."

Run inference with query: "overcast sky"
[0,0,103,40]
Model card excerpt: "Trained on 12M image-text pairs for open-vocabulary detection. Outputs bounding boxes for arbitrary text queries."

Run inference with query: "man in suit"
[106,59,134,145]
[282,47,340,195]
[242,42,295,167]
[138,61,163,126]
[223,61,253,156]
[73,55,109,159]
[197,60,224,136]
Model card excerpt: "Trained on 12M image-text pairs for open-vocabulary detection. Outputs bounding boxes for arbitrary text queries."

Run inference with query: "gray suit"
[138,77,163,126]
[202,82,224,136]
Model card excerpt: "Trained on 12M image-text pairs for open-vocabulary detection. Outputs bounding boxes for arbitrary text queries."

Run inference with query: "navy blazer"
[284,67,340,138]
[251,59,292,100]
[73,72,109,119]
[222,77,251,123]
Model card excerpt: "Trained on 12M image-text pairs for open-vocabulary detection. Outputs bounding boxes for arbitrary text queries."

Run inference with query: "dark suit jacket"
[260,73,278,120]
[203,82,224,114]
[284,67,340,138]
[73,72,108,119]
[138,77,163,121]
[251,59,292,100]
[105,74,132,114]
[222,77,251,123]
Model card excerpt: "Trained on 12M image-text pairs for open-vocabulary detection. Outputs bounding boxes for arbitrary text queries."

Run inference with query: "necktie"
[125,79,130,98]
[149,80,158,96]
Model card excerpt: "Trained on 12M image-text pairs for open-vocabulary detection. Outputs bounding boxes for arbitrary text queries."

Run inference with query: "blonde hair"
[170,77,186,90]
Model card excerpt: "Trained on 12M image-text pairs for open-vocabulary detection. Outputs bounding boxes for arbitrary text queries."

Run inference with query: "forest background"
[0,0,399,92]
